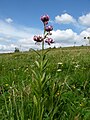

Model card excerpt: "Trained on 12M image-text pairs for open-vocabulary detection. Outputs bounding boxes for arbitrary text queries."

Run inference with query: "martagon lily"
[33,14,54,50]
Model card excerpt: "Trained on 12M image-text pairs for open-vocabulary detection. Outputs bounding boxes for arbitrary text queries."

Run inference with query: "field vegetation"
[0,46,90,120]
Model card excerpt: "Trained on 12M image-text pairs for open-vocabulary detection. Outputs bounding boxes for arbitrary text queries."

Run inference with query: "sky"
[0,0,90,53]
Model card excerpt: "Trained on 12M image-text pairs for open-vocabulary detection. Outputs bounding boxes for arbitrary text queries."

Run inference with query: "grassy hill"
[0,46,90,120]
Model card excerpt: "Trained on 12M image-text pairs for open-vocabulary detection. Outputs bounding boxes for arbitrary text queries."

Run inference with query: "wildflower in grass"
[58,62,63,65]
[80,102,84,107]
[74,64,80,70]
[32,15,55,119]
[24,68,28,73]
[57,69,62,72]
[75,64,80,68]
[71,85,76,89]
[57,62,63,71]
[55,91,60,97]
[5,84,9,87]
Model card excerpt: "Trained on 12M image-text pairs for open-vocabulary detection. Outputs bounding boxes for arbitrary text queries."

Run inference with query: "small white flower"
[57,69,62,72]
[75,64,80,68]
[58,62,63,65]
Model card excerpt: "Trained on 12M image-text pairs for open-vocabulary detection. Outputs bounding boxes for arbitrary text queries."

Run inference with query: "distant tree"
[53,46,56,49]
[81,45,84,47]
[29,48,32,51]
[14,47,20,52]
[84,37,86,39]
[74,42,76,47]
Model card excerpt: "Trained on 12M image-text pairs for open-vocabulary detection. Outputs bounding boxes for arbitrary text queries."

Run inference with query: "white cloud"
[55,13,76,24]
[0,19,43,52]
[80,28,90,37]
[52,29,77,41]
[79,28,90,45]
[54,12,90,46]
[0,20,34,38]
[0,13,90,53]
[5,18,13,23]
[54,12,90,31]
[51,29,86,47]
[78,13,90,27]
[0,44,16,53]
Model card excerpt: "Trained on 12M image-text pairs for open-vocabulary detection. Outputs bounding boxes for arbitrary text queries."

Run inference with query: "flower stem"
[42,40,44,50]
[42,24,46,50]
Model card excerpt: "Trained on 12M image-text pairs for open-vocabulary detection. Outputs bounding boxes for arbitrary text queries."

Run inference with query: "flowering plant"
[31,15,56,119]
[33,15,54,49]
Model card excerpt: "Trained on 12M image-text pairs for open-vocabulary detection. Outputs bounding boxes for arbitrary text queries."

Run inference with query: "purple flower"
[45,25,53,32]
[33,15,54,49]
[33,35,43,42]
[41,15,49,24]
[45,38,54,45]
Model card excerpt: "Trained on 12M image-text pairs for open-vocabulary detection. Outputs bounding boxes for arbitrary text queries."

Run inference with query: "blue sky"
[0,0,90,52]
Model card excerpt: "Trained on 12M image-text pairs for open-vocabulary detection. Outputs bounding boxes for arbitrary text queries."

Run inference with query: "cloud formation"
[53,12,90,46]
[55,13,76,24]
[0,12,90,53]
[5,18,13,23]
[51,29,83,47]
[0,19,42,53]
[78,13,90,27]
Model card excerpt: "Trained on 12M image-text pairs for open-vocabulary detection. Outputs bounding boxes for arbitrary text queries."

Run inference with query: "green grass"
[0,46,90,120]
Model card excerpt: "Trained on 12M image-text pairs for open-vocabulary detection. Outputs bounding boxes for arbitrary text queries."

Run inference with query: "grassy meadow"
[0,46,90,120]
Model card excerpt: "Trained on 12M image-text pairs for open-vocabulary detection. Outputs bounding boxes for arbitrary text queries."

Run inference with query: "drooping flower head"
[45,38,54,45]
[41,15,49,24]
[33,35,43,42]
[45,25,53,32]
[33,15,54,48]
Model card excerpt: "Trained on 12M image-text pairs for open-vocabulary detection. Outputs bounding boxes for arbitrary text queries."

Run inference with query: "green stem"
[42,40,44,50]
[42,24,46,50]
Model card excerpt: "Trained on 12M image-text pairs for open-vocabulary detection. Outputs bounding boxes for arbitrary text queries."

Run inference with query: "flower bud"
[41,15,49,23]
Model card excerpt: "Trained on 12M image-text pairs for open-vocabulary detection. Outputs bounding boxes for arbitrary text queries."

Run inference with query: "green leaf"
[31,69,40,81]
[41,72,46,82]
[33,95,38,106]
[35,61,40,68]
[30,48,41,57]
[43,59,48,70]
[44,49,50,55]
[41,74,50,90]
